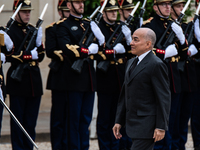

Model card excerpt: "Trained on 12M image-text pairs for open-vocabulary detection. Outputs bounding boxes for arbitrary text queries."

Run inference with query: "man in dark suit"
[113,28,171,150]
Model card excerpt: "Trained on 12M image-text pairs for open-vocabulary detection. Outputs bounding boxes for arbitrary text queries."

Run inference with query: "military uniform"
[6,1,44,149]
[117,0,136,149]
[172,19,198,150]
[143,0,189,149]
[45,1,71,149]
[183,2,200,149]
[191,36,200,150]
[56,0,96,149]
[96,0,127,149]
[0,26,14,136]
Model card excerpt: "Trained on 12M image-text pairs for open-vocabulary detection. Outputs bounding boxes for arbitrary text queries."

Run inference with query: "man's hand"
[36,27,43,47]
[112,123,122,140]
[31,47,38,60]
[90,21,105,46]
[171,22,185,45]
[0,30,14,52]
[194,18,200,42]
[153,129,165,142]
[122,25,132,45]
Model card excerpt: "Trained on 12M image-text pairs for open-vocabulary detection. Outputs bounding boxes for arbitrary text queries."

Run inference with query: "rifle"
[71,1,107,74]
[136,0,147,29]
[97,1,140,73]
[156,0,191,50]
[184,2,200,46]
[10,3,48,82]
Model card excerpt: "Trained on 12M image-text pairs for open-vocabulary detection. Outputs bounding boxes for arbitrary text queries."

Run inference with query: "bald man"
[113,28,171,150]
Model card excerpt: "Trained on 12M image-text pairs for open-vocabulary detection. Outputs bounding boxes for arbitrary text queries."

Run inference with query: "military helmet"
[154,0,172,4]
[13,0,33,10]
[172,0,186,5]
[118,0,135,9]
[58,0,69,11]
[101,0,119,11]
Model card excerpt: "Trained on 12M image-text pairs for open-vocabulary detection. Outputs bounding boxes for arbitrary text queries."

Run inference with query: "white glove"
[0,30,13,52]
[36,27,42,47]
[90,21,105,46]
[0,87,3,99]
[188,44,198,57]
[31,47,38,60]
[122,25,132,46]
[0,53,6,64]
[194,18,200,42]
[140,18,143,27]
[88,43,99,55]
[171,22,185,45]
[164,44,178,59]
[113,43,126,54]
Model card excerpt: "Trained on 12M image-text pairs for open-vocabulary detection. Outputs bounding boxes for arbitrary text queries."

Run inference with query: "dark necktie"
[129,57,139,76]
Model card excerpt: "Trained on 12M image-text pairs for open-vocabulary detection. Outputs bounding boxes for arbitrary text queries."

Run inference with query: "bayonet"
[4,3,22,32]
[89,6,100,20]
[176,0,191,24]
[0,4,5,14]
[125,1,140,25]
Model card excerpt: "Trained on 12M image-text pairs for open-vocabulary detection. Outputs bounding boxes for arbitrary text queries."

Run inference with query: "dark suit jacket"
[115,51,171,139]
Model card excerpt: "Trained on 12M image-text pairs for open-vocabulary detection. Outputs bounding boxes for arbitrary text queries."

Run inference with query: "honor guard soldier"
[45,0,70,149]
[117,0,135,149]
[96,0,127,149]
[6,0,45,149]
[143,0,188,149]
[118,0,137,61]
[170,0,198,149]
[191,1,200,149]
[56,0,98,149]
[0,29,13,136]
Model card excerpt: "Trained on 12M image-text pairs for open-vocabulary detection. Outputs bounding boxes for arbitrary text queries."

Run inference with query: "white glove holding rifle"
[164,44,178,59]
[122,25,132,45]
[1,53,6,64]
[88,43,99,55]
[194,18,200,42]
[36,27,42,47]
[171,22,185,45]
[31,47,38,60]
[0,30,13,52]
[188,44,198,57]
[90,21,105,46]
[114,43,126,54]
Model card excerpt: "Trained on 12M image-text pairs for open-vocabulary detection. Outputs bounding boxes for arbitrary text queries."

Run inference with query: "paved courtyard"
[0,112,195,150]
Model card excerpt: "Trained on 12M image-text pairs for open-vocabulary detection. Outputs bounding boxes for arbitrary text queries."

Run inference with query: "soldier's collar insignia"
[127,0,132,4]
[24,0,31,5]
[75,18,80,21]
[109,0,116,6]
[71,26,78,31]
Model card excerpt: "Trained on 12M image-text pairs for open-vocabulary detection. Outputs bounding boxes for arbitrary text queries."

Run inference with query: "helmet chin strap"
[18,12,27,25]
[156,4,165,17]
[172,6,179,18]
[122,9,128,20]
[105,11,114,24]
[71,1,82,16]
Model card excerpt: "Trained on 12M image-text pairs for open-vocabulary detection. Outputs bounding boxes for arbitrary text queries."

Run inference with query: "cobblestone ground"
[0,133,195,150]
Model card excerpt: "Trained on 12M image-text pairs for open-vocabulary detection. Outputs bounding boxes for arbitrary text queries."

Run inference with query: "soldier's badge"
[24,0,31,5]
[109,0,116,6]
[71,26,78,31]
[127,0,133,4]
